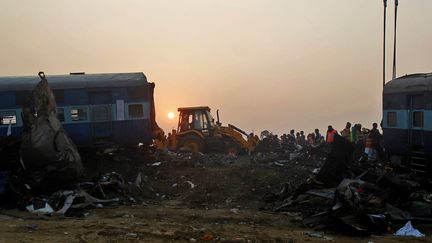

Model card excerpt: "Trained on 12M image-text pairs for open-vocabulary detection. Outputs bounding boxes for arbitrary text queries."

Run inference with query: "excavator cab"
[177,107,215,136]
[174,106,259,154]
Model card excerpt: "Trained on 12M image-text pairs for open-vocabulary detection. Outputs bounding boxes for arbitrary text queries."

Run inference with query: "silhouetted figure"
[364,123,382,161]
[314,128,323,144]
[299,131,306,146]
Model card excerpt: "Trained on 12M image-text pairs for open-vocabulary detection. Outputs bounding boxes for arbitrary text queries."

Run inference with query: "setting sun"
[167,112,175,120]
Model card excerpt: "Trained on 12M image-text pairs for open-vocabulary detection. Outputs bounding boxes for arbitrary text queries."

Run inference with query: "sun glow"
[168,112,175,119]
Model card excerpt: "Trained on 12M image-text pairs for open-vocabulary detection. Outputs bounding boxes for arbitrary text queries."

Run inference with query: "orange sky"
[1,0,431,135]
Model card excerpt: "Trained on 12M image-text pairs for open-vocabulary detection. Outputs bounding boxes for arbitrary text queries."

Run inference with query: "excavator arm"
[219,124,259,152]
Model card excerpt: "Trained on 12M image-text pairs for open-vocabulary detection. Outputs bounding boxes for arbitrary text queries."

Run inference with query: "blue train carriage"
[0,72,160,147]
[383,72,432,173]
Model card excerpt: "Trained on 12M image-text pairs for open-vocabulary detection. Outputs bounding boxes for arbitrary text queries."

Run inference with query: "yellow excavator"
[155,106,259,155]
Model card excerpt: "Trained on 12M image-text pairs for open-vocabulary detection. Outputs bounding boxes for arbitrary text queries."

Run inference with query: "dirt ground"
[0,151,430,242]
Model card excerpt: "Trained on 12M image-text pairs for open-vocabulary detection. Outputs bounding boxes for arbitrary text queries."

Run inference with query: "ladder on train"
[410,147,428,174]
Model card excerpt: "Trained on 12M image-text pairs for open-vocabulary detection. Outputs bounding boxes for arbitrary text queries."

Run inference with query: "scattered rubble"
[0,135,432,241]
[264,134,432,237]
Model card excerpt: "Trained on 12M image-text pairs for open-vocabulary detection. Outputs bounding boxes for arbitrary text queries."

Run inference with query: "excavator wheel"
[179,135,204,153]
[225,142,242,155]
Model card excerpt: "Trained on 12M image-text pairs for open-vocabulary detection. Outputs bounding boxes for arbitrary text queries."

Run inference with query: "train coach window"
[71,107,88,121]
[387,112,397,127]
[0,111,17,125]
[57,108,65,122]
[128,104,144,118]
[413,111,424,128]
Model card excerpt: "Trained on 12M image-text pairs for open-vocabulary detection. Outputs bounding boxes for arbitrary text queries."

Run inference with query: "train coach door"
[408,95,424,148]
[90,92,113,142]
[408,95,426,173]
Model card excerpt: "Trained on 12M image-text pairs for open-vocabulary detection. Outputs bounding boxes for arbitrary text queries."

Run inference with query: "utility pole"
[383,0,387,87]
[392,0,399,79]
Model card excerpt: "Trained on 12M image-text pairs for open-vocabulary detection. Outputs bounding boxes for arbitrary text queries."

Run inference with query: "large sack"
[19,72,84,194]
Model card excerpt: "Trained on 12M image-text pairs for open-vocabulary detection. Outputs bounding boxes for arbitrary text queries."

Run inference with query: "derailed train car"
[383,72,432,173]
[0,72,160,146]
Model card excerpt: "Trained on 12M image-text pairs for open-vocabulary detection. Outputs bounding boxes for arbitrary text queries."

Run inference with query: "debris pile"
[15,72,83,196]
[23,172,137,216]
[264,134,431,236]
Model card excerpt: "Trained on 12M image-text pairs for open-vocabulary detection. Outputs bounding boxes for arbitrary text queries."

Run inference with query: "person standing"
[288,129,296,144]
[364,123,381,161]
[326,125,338,143]
[295,132,301,145]
[340,122,352,142]
[299,131,306,146]
[314,129,323,144]
[351,124,357,143]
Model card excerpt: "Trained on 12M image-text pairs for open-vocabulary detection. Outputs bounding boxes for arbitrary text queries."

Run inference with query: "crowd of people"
[257,128,325,157]
[334,122,383,162]
[257,122,383,162]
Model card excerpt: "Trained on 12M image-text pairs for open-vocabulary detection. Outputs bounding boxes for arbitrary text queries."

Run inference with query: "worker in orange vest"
[326,125,338,143]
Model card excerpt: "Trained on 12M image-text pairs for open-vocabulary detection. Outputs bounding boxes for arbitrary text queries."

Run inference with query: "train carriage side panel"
[383,93,409,155]
[0,72,158,147]
[110,84,153,145]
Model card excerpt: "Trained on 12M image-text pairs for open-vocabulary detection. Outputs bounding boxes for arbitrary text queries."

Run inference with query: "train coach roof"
[384,72,432,94]
[0,72,148,91]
